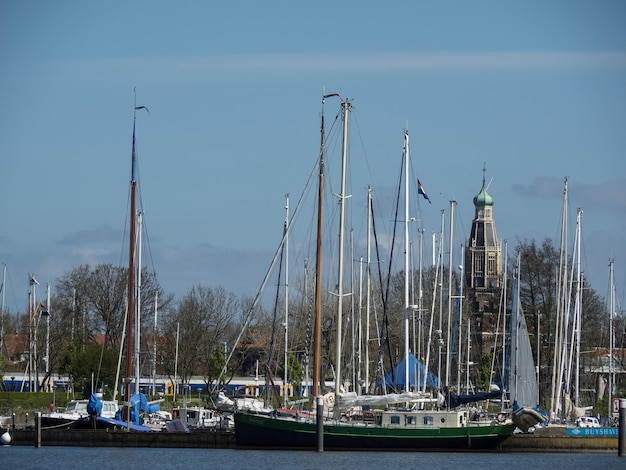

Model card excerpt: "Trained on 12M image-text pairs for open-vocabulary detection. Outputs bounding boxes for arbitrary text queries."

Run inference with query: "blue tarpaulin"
[378,354,440,391]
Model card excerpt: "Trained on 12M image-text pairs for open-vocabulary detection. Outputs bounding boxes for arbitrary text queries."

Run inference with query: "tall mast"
[283,194,289,408]
[152,291,158,396]
[125,93,147,414]
[456,245,464,392]
[125,103,138,413]
[365,186,372,393]
[417,227,424,391]
[437,210,445,390]
[574,209,583,406]
[0,264,5,358]
[608,259,615,420]
[334,98,351,407]
[46,283,51,387]
[403,130,410,393]
[551,177,568,420]
[135,211,144,396]
[445,200,456,387]
[501,240,508,408]
[513,252,521,406]
[312,92,326,398]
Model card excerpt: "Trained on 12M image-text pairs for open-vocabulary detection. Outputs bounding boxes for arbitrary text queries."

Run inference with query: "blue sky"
[1,1,625,314]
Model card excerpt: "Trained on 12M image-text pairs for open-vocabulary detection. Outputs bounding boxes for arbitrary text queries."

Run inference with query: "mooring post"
[11,412,16,430]
[617,398,626,457]
[35,412,41,448]
[316,395,324,452]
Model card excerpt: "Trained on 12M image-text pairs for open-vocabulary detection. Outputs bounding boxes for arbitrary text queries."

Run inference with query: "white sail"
[509,254,545,432]
[509,255,538,410]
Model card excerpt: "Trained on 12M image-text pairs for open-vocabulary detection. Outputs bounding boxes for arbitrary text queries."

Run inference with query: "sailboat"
[66,98,160,431]
[234,97,516,450]
[509,253,545,432]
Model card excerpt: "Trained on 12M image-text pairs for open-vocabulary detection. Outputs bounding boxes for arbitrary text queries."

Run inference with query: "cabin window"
[390,415,401,425]
[423,416,434,425]
[406,416,416,425]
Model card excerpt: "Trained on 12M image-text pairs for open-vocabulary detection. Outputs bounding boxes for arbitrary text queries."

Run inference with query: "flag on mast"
[417,179,431,204]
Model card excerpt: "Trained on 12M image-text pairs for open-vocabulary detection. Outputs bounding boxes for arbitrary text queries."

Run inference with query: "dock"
[6,428,235,448]
[4,426,619,452]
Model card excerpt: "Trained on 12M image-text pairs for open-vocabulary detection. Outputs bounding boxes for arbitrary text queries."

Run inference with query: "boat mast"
[445,200,456,388]
[608,259,615,420]
[312,92,327,398]
[500,240,508,409]
[456,245,464,392]
[437,211,445,390]
[125,94,147,414]
[512,252,521,407]
[0,264,5,359]
[334,98,351,408]
[125,105,137,415]
[46,283,51,390]
[572,209,583,406]
[551,177,568,421]
[283,194,289,408]
[152,291,158,396]
[403,130,410,393]
[135,211,144,397]
[365,186,372,393]
[417,227,424,392]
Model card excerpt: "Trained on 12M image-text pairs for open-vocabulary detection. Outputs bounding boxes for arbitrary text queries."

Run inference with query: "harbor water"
[1,446,623,470]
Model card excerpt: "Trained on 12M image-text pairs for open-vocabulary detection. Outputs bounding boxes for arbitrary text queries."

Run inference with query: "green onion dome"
[473,182,494,207]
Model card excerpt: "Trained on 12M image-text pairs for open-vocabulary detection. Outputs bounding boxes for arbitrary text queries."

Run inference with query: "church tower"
[465,167,502,359]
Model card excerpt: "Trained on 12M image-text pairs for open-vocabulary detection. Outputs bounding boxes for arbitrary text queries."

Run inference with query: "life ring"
[323,392,335,409]
[496,413,506,423]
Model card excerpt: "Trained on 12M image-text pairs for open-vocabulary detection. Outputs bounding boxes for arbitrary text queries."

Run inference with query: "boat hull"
[41,416,78,429]
[234,412,515,451]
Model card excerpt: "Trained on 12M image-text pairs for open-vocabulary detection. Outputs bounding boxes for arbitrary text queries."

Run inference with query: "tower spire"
[465,168,502,365]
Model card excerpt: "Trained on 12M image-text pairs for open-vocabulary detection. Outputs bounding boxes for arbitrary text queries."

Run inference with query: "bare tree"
[161,285,241,393]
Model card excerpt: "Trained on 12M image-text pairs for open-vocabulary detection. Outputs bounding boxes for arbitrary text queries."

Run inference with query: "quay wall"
[5,428,618,453]
[6,428,235,448]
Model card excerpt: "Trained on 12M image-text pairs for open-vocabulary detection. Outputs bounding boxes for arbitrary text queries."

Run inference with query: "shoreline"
[3,428,618,453]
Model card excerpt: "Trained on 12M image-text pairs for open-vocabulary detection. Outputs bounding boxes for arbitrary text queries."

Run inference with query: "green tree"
[475,353,492,392]
[61,342,119,399]
[287,351,303,397]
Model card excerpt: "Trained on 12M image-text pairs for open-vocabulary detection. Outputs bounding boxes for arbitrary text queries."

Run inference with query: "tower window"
[487,254,497,276]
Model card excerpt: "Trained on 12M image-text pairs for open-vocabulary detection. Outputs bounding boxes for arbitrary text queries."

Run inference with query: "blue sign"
[566,427,618,437]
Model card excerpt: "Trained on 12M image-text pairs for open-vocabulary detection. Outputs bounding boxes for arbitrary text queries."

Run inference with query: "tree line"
[0,237,622,411]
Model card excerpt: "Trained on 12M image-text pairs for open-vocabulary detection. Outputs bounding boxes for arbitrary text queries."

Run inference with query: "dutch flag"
[417,179,431,204]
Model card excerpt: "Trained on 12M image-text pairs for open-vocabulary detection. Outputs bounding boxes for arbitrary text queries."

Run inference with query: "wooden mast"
[124,95,148,419]
[124,104,138,419]
[313,91,342,398]
[312,93,326,398]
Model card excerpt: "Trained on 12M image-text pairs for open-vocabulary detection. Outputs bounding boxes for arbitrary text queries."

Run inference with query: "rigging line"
[267,238,284,386]
[369,200,388,387]
[350,111,379,202]
[374,151,404,391]
[219,105,342,378]
[387,146,406,384]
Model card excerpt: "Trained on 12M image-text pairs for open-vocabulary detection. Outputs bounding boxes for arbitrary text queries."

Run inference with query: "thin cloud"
[512,177,626,212]
[573,178,626,212]
[13,51,626,83]
[512,176,566,200]
[57,225,123,246]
